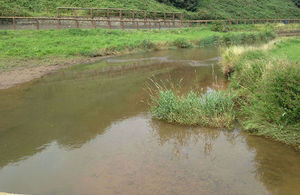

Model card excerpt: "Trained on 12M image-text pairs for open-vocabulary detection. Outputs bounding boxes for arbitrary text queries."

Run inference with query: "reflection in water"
[0,48,299,195]
[151,120,221,157]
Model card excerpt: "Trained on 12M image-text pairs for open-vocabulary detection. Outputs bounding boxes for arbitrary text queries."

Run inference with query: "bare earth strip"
[0,56,115,90]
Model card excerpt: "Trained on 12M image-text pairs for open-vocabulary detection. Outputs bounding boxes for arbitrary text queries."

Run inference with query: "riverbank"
[150,37,300,149]
[0,25,278,89]
[222,37,300,148]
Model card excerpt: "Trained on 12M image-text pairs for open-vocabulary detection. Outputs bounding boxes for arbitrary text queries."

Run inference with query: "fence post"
[132,10,135,24]
[252,19,254,25]
[107,9,111,28]
[13,17,16,30]
[244,20,246,25]
[144,11,147,26]
[158,21,161,30]
[107,8,110,19]
[90,9,95,27]
[107,19,111,29]
[56,8,60,18]
[136,21,139,30]
[119,9,122,20]
[36,19,40,30]
[236,20,238,25]
[172,13,175,27]
[73,9,79,28]
[164,13,167,26]
[180,14,183,27]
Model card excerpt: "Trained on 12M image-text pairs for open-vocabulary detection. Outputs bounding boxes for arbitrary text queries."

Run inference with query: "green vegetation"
[221,37,300,148]
[151,89,235,128]
[157,0,198,11]
[0,27,275,70]
[0,0,179,16]
[0,0,299,19]
[195,0,300,19]
[150,37,300,148]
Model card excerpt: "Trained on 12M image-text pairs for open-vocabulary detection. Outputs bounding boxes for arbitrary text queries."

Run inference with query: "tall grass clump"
[151,89,235,128]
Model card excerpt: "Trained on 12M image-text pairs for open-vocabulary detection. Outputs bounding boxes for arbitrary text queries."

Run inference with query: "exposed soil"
[0,56,113,90]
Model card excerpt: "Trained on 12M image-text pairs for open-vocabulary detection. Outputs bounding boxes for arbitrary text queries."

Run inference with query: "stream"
[0,48,299,195]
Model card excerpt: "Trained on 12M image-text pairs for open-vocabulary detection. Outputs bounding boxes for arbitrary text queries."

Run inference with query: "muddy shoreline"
[0,55,121,90]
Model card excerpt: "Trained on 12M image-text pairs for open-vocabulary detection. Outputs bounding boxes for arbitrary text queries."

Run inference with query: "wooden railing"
[0,16,299,30]
[56,7,184,21]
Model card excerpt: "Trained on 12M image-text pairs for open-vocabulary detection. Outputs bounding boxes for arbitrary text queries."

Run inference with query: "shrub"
[140,39,156,50]
[173,38,193,48]
[211,21,228,32]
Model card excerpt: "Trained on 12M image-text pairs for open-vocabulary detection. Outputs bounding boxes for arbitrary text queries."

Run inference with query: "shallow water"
[0,48,299,195]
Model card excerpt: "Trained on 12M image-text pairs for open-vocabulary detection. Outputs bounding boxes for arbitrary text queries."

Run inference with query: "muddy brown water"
[0,48,299,195]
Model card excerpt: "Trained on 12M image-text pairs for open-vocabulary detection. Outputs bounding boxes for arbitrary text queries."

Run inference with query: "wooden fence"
[0,16,299,31]
[56,7,184,21]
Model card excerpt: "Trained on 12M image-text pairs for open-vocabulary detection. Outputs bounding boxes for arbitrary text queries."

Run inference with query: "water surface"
[0,48,299,195]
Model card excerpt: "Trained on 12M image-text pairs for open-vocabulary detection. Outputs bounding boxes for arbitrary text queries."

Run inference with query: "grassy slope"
[221,37,300,148]
[0,0,180,16]
[0,0,299,19]
[197,0,300,19]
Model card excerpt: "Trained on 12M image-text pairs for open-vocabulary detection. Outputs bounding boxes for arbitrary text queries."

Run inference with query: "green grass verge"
[0,27,276,70]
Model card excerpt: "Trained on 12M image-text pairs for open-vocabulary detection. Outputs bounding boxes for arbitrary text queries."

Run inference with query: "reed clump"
[151,89,236,128]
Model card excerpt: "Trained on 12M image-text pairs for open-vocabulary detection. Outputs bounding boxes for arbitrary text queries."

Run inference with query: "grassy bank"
[221,37,300,148]
[1,0,299,19]
[0,27,275,71]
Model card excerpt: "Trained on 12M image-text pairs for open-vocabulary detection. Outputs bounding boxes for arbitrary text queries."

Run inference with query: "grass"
[196,0,300,19]
[220,37,300,148]
[0,0,180,16]
[151,89,236,128]
[0,27,276,70]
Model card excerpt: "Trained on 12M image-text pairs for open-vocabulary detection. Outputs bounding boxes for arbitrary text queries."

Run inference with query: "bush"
[140,39,157,50]
[211,21,229,32]
[172,38,193,48]
[151,89,236,128]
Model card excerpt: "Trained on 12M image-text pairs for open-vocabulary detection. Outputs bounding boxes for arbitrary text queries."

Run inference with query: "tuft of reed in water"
[149,86,236,128]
